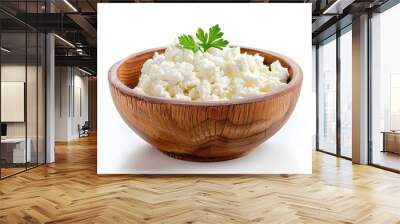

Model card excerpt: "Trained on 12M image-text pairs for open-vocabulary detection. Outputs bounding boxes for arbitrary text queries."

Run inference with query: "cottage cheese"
[133,42,289,101]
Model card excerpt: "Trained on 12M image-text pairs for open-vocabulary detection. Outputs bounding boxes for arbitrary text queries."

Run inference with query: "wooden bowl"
[108,47,302,162]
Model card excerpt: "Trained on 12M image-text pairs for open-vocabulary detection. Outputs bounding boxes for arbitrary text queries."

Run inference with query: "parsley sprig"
[178,24,229,53]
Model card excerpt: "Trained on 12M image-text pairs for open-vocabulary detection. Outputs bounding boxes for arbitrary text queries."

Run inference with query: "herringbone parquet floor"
[1,135,400,224]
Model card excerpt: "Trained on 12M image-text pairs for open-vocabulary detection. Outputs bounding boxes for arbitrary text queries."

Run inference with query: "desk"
[382,131,400,154]
[1,138,31,163]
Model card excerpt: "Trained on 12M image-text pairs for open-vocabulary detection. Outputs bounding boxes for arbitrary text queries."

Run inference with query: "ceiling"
[0,0,394,74]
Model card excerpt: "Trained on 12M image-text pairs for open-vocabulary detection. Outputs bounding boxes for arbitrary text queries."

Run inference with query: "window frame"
[315,24,353,161]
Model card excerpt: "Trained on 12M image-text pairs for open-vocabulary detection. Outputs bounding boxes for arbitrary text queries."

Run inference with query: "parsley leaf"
[196,28,208,43]
[207,25,224,44]
[178,34,200,53]
[178,24,229,53]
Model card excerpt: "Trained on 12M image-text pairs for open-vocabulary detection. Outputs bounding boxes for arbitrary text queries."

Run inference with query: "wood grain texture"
[108,47,303,161]
[1,135,400,223]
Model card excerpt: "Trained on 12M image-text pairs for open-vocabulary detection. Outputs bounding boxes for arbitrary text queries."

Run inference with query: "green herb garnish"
[178,24,229,53]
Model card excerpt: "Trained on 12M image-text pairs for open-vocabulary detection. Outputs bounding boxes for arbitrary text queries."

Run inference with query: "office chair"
[79,121,90,138]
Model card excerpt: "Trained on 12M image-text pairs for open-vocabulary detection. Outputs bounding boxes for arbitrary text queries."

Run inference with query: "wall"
[55,67,89,141]
[55,67,70,141]
[1,64,42,138]
[1,65,26,138]
[71,72,89,138]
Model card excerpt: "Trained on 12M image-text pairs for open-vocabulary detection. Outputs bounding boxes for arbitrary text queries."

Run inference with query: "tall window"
[318,36,337,154]
[390,74,400,130]
[340,28,352,158]
[371,3,400,171]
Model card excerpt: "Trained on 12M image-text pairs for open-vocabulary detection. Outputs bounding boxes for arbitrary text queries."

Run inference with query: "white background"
[98,3,312,174]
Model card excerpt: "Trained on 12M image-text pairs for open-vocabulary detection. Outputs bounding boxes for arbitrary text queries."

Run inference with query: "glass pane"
[318,37,337,154]
[25,0,38,169]
[27,31,38,169]
[1,31,27,177]
[340,29,352,158]
[371,4,400,171]
[38,33,45,165]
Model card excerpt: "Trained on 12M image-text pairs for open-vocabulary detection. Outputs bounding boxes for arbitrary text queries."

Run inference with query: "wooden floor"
[1,163,44,178]
[373,150,400,171]
[1,167,26,178]
[1,135,400,223]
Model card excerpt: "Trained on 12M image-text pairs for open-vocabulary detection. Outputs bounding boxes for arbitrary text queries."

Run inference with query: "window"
[370,3,400,171]
[340,28,352,158]
[317,36,337,154]
[390,74,400,130]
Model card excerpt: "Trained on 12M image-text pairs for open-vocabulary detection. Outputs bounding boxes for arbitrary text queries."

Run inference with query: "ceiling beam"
[67,13,97,39]
[312,14,352,44]
[12,13,83,32]
[312,15,335,33]
[322,0,356,14]
[55,55,96,71]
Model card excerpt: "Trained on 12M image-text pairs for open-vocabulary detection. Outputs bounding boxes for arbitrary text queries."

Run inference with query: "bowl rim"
[108,46,303,106]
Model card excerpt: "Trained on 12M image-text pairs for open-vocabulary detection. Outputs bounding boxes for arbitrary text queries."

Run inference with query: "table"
[381,131,400,154]
[1,138,31,163]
